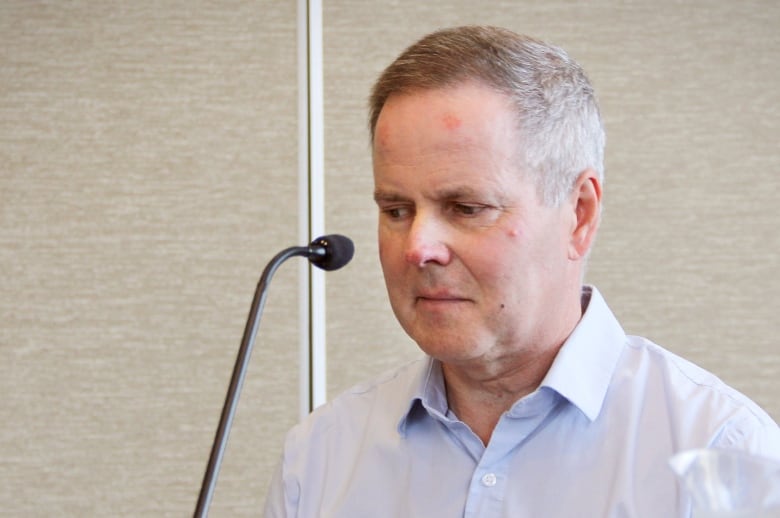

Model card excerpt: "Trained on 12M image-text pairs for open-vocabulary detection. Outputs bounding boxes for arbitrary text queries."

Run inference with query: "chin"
[413,334,484,362]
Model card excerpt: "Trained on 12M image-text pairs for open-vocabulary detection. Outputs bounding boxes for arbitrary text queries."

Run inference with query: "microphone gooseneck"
[194,234,353,517]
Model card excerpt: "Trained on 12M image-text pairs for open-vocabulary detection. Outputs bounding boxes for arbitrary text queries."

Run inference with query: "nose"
[404,214,451,267]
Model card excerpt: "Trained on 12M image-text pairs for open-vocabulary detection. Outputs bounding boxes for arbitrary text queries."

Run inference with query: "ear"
[568,169,602,260]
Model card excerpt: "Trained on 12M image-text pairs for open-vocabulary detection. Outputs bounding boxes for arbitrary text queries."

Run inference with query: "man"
[265,26,780,517]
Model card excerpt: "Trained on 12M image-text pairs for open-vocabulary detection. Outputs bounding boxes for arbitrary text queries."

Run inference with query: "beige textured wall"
[1,2,298,516]
[2,1,778,516]
[323,0,780,417]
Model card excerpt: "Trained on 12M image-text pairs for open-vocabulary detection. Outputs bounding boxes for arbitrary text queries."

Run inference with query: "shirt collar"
[540,285,626,421]
[398,285,626,432]
[397,357,448,436]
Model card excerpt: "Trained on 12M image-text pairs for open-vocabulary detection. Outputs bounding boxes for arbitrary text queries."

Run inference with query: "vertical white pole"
[297,0,326,421]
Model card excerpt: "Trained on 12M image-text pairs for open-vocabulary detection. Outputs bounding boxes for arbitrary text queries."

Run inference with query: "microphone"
[194,234,354,517]
[307,233,355,271]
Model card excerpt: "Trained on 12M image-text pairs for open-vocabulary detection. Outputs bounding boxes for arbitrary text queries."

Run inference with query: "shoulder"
[283,357,427,453]
[620,335,780,456]
[270,357,431,515]
[623,336,760,412]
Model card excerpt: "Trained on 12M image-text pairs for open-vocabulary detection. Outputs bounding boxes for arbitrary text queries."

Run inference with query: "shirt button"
[481,473,497,487]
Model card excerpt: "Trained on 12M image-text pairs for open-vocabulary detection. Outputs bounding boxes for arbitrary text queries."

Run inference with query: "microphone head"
[309,234,355,271]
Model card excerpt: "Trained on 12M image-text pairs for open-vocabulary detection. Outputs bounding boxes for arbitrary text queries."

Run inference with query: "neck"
[442,343,562,444]
[442,289,584,445]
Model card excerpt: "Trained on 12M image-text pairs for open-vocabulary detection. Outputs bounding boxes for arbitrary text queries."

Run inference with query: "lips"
[414,289,470,303]
[417,295,466,302]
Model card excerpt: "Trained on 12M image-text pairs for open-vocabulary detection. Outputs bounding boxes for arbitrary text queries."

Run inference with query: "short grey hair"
[369,26,605,206]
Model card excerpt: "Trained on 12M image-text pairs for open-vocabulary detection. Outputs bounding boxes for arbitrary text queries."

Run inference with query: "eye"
[451,202,486,217]
[381,205,412,220]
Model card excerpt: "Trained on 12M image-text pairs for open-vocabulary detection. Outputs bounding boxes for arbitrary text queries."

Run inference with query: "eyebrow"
[373,186,488,203]
[373,190,408,203]
[436,186,483,201]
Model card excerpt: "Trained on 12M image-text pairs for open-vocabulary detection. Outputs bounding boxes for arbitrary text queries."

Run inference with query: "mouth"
[415,291,471,304]
[417,295,466,302]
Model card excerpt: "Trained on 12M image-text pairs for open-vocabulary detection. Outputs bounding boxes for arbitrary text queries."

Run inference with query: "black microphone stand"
[193,244,324,517]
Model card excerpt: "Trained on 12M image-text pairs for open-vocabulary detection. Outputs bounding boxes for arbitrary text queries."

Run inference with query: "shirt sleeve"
[263,457,289,518]
[710,407,780,461]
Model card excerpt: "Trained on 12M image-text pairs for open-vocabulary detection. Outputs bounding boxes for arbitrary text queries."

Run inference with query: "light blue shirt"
[264,286,780,517]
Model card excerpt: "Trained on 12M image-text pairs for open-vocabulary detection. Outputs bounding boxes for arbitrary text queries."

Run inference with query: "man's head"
[370,25,605,207]
[370,27,604,365]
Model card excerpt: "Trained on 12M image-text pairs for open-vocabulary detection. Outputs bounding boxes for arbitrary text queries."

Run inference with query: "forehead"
[372,83,533,202]
[373,83,518,154]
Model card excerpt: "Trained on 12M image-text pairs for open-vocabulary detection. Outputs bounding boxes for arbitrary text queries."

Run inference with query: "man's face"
[372,82,580,366]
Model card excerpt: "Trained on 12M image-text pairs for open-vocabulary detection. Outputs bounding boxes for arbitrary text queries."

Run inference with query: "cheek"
[468,236,516,278]
[377,234,403,274]
[473,229,530,285]
[377,227,391,260]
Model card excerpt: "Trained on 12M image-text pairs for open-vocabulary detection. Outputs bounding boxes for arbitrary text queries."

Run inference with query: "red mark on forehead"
[441,114,462,130]
[374,123,392,149]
